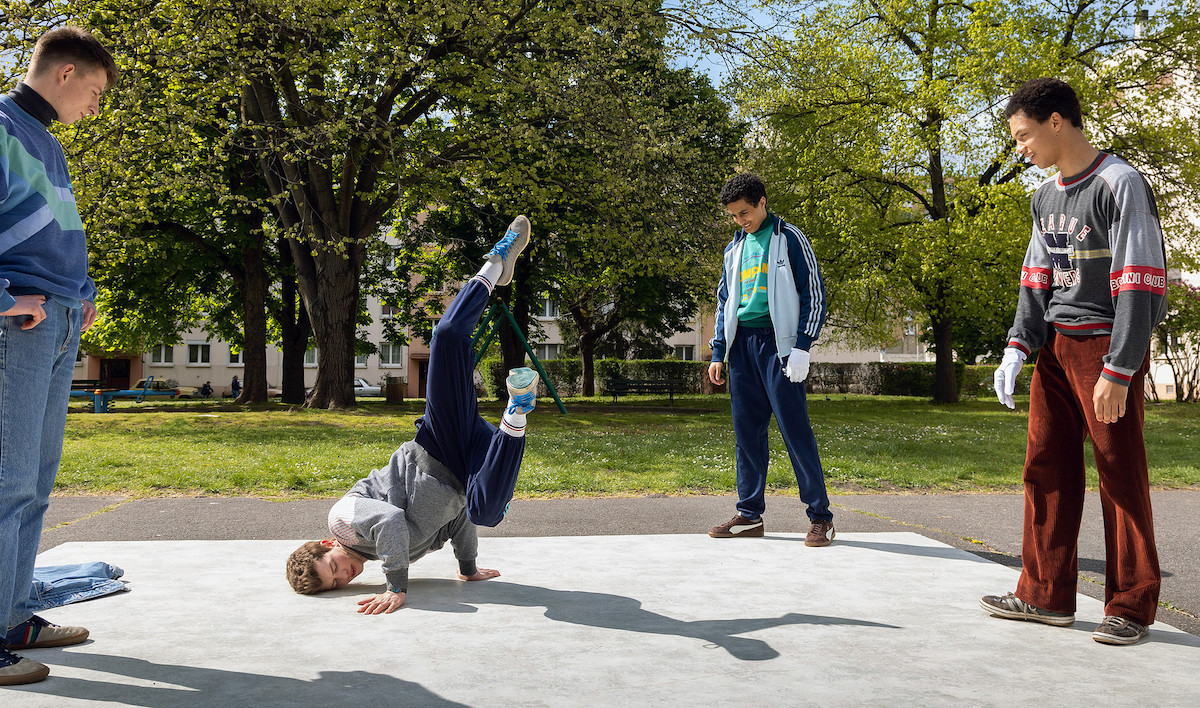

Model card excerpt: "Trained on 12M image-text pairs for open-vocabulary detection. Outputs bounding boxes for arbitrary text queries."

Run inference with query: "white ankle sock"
[500,410,527,437]
[473,261,502,290]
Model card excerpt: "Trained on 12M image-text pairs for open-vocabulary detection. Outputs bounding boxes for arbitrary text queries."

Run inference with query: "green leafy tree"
[725,0,1200,402]
[1154,279,1200,402]
[404,12,741,396]
[8,0,735,408]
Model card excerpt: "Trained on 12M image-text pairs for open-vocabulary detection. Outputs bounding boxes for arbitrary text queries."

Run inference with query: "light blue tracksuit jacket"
[709,214,827,362]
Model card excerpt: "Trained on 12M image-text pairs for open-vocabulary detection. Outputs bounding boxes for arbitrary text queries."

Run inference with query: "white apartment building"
[74,290,929,398]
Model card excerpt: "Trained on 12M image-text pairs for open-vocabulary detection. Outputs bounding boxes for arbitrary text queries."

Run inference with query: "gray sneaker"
[979,592,1075,626]
[1093,615,1149,645]
[486,215,530,287]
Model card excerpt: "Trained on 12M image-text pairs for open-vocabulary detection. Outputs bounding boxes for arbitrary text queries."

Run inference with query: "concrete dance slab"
[10,533,1199,707]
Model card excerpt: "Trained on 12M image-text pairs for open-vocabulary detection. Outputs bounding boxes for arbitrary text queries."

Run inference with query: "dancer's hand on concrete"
[358,590,405,614]
[460,568,501,581]
[1093,377,1127,424]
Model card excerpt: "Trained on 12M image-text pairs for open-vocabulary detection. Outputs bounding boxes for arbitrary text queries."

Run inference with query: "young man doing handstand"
[287,216,538,614]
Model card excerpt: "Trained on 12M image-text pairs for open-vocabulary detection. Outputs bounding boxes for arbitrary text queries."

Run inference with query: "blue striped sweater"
[0,85,95,313]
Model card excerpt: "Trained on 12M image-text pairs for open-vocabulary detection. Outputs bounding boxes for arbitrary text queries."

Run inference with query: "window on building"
[187,343,211,365]
[537,297,560,319]
[305,347,319,366]
[379,342,404,367]
[381,304,401,319]
[673,345,695,361]
[356,353,368,367]
[150,344,174,365]
[535,343,561,360]
[229,347,243,366]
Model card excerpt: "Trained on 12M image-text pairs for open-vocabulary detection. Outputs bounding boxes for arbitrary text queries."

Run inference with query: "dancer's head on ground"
[720,173,769,233]
[286,539,366,594]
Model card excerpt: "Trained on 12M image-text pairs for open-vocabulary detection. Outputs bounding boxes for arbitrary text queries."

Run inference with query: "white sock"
[500,410,527,437]
[473,260,502,290]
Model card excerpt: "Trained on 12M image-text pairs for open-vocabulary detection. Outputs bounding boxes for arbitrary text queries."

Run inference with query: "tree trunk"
[238,237,270,404]
[580,331,597,397]
[276,237,310,405]
[500,287,535,402]
[931,311,958,404]
[297,247,360,409]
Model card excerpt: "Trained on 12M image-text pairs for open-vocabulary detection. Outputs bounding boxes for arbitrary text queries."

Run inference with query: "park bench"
[68,376,178,412]
[70,379,103,390]
[605,377,690,404]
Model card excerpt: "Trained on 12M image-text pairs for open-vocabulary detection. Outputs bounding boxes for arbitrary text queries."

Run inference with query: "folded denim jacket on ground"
[29,562,128,612]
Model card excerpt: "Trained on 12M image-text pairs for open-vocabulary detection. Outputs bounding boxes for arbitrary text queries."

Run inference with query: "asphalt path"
[40,490,1199,636]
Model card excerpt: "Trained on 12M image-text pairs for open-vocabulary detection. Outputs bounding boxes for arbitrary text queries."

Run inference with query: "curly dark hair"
[1005,78,1083,128]
[719,173,767,206]
[286,540,334,594]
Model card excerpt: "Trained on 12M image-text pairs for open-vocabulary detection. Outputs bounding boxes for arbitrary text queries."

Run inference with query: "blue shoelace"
[507,391,535,414]
[488,228,519,260]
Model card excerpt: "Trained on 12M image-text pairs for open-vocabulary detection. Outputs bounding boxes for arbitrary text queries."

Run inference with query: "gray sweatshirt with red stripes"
[1008,152,1168,385]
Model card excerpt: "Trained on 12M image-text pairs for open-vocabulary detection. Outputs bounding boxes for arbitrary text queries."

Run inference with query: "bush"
[961,363,1033,397]
[480,356,587,399]
[595,359,708,394]
[807,361,972,396]
[807,363,878,394]
[538,358,585,396]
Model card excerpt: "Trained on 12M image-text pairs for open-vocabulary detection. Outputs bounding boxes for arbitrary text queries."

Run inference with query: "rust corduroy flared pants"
[1015,331,1160,626]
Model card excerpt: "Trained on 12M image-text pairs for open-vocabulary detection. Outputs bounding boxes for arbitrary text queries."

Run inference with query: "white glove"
[784,348,810,383]
[993,347,1027,409]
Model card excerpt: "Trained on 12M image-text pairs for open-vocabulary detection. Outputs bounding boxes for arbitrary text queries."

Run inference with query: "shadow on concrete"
[408,579,899,661]
[786,537,995,564]
[11,653,468,708]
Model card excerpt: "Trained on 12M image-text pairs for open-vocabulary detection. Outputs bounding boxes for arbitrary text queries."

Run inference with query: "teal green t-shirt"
[736,218,775,327]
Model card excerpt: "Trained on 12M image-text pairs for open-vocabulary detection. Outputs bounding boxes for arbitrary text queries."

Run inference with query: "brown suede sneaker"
[805,520,835,546]
[5,615,89,649]
[708,514,764,538]
[0,644,49,686]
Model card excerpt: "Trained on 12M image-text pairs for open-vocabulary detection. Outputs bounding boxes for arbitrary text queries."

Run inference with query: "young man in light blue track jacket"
[707,173,835,546]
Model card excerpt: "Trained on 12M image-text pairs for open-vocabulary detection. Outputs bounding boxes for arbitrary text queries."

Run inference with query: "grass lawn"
[56,394,1200,498]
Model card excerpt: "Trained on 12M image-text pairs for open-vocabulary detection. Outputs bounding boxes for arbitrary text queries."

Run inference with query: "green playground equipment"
[471,300,567,415]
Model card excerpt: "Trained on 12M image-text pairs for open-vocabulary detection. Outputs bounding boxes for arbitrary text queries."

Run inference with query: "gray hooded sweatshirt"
[327,441,478,593]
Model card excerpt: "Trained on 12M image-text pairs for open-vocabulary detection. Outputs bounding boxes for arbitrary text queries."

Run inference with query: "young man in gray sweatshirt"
[287,216,539,614]
[981,78,1167,646]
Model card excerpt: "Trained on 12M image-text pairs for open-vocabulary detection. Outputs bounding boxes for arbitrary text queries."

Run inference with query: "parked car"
[353,377,382,396]
[132,378,199,398]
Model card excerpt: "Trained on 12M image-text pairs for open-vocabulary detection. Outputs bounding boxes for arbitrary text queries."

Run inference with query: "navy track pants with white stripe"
[413,278,524,527]
[728,326,832,522]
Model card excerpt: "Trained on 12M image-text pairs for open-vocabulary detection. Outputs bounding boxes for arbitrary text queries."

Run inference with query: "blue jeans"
[0,301,80,631]
[728,327,831,522]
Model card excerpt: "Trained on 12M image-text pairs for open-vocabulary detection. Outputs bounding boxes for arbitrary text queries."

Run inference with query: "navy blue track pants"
[413,278,524,527]
[728,326,832,522]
